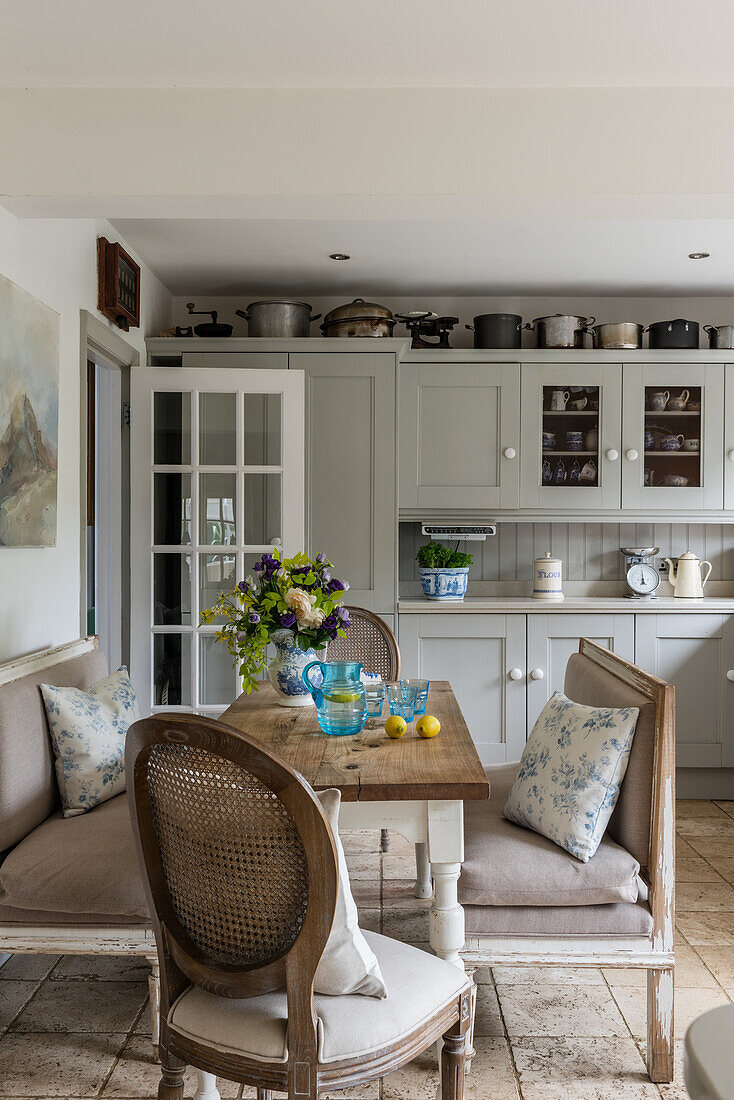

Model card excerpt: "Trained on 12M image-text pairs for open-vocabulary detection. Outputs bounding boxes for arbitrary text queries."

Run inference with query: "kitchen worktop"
[398,595,734,614]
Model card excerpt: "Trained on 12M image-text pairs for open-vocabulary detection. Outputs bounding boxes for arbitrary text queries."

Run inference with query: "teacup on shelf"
[660,433,684,451]
[569,396,587,411]
[683,438,700,451]
[542,430,556,451]
[662,473,689,487]
[566,430,584,450]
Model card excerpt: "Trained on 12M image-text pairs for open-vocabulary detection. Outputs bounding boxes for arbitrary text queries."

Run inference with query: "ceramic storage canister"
[532,552,564,601]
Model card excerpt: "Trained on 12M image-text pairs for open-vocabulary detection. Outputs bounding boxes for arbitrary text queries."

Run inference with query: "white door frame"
[79,310,139,665]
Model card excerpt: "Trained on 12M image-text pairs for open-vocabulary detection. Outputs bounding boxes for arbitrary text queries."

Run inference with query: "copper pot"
[320,298,396,338]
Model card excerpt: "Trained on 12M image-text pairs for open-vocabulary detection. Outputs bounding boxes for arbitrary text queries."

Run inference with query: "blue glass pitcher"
[302,660,367,736]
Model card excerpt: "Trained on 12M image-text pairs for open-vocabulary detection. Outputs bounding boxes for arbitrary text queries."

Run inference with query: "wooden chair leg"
[257,1090,273,1100]
[647,967,674,1083]
[146,955,161,1061]
[441,1024,466,1100]
[157,1053,185,1100]
[380,827,390,852]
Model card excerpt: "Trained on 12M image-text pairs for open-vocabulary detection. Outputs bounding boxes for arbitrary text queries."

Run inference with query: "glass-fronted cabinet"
[131,366,305,716]
[622,363,724,509]
[520,363,622,508]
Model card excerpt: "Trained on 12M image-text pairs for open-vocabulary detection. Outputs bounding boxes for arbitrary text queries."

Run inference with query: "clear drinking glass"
[402,679,429,716]
[396,699,415,722]
[364,682,385,718]
[386,682,404,716]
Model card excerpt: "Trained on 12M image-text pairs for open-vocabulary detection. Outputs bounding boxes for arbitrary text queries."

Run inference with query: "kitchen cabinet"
[622,362,724,510]
[399,613,526,765]
[722,363,734,510]
[520,362,623,509]
[399,361,520,511]
[291,352,397,614]
[526,613,635,733]
[635,613,734,768]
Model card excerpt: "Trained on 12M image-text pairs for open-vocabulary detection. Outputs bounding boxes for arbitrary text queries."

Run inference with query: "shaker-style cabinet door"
[622,362,724,510]
[526,613,635,734]
[635,613,734,768]
[291,352,397,614]
[520,362,623,510]
[398,613,526,765]
[724,363,734,510]
[399,361,520,512]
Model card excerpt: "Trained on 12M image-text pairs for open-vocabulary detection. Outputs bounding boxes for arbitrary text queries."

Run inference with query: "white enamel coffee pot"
[664,550,712,599]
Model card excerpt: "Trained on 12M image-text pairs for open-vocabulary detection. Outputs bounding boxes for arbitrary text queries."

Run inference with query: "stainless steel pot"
[235,300,321,338]
[705,324,734,349]
[530,314,594,349]
[591,322,643,349]
[321,298,396,338]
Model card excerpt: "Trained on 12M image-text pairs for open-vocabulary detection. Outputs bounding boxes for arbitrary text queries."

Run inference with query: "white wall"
[173,294,734,349]
[0,210,172,662]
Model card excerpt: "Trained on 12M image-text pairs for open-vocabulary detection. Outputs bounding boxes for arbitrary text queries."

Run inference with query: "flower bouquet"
[201,549,351,705]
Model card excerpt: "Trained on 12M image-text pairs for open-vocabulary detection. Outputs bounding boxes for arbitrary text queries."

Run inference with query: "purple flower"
[315,552,326,564]
[322,569,331,583]
[336,606,351,628]
[280,610,297,628]
[248,611,261,624]
[326,577,345,594]
[323,614,338,632]
[238,580,248,592]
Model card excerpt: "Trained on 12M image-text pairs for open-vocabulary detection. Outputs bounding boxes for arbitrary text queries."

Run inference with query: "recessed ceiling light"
[688,251,710,259]
[329,253,350,261]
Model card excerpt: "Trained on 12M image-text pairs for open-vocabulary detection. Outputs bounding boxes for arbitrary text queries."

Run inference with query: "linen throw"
[41,667,139,817]
[503,691,639,862]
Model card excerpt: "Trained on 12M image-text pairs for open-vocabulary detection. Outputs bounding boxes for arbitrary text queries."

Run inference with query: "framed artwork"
[0,273,60,547]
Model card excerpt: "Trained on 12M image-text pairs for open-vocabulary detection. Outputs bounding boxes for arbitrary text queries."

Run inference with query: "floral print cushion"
[40,668,140,817]
[503,691,639,863]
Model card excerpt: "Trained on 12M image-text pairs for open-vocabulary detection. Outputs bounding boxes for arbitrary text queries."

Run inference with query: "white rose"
[284,587,315,622]
[303,606,325,628]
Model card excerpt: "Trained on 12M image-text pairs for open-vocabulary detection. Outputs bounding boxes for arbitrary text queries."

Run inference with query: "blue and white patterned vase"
[268,629,323,707]
[418,567,470,602]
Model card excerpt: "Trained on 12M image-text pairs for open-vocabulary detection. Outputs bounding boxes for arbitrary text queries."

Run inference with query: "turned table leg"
[415,841,432,899]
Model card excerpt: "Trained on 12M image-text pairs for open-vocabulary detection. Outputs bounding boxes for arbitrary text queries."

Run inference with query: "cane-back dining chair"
[126,713,471,1100]
[327,607,401,852]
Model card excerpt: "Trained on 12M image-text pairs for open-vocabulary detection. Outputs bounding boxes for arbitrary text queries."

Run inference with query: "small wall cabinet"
[635,613,734,769]
[399,361,521,511]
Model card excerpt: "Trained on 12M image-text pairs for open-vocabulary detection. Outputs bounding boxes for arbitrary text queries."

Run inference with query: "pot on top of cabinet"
[320,298,397,338]
[645,318,699,349]
[704,324,734,349]
[465,313,526,349]
[591,322,644,349]
[529,314,594,349]
[235,300,321,338]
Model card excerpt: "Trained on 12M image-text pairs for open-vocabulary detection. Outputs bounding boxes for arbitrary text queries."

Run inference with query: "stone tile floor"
[0,799,732,1098]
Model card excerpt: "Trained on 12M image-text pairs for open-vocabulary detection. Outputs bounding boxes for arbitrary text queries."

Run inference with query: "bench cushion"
[0,644,109,850]
[169,931,469,1064]
[465,898,653,937]
[460,764,640,907]
[0,793,149,919]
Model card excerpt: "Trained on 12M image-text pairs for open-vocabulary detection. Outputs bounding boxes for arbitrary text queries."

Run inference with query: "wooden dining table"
[222,680,490,972]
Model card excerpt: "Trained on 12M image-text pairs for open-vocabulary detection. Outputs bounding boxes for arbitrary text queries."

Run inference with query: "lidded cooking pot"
[704,324,734,349]
[321,298,397,338]
[236,300,321,338]
[529,314,594,349]
[466,313,526,349]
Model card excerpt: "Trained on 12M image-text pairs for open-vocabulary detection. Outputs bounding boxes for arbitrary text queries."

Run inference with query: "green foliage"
[416,540,473,569]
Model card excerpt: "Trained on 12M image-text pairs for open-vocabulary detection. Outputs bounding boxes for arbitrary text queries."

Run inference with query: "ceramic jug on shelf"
[664,550,712,599]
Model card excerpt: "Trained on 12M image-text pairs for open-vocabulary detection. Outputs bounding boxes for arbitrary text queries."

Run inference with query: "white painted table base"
[193,799,468,1100]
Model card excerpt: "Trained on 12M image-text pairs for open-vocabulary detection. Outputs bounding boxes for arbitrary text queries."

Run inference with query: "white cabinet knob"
[605,449,619,461]
[530,668,544,680]
[625,449,639,462]
[508,668,523,681]
[728,450,734,463]
[727,670,734,682]
[503,447,516,460]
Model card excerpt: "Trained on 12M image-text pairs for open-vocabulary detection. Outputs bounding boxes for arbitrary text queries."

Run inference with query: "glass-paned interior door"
[131,366,304,717]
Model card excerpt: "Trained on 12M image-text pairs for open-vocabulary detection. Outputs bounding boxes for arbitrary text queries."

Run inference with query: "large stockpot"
[529,314,594,349]
[235,300,321,338]
[591,322,644,349]
[465,313,525,349]
[321,298,397,338]
[646,318,699,349]
[704,324,734,349]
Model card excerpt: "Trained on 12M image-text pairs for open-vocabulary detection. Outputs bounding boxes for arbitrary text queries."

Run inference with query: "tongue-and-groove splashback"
[399,522,734,584]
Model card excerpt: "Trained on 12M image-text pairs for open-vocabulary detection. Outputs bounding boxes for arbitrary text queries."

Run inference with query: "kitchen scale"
[620,547,661,599]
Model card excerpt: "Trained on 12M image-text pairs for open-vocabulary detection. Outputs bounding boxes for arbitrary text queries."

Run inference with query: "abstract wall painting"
[0,273,60,547]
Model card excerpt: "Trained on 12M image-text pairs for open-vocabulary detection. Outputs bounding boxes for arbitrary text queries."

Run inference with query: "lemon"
[324,692,361,703]
[385,715,407,739]
[416,714,441,739]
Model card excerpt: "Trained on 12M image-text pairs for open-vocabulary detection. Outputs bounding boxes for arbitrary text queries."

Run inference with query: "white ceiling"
[111,217,734,296]
[3,0,734,88]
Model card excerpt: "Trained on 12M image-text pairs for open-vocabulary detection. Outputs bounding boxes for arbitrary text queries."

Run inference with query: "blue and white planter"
[268,629,323,707]
[419,566,470,602]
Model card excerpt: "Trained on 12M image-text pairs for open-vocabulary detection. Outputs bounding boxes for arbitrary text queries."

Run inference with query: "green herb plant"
[416,540,473,570]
